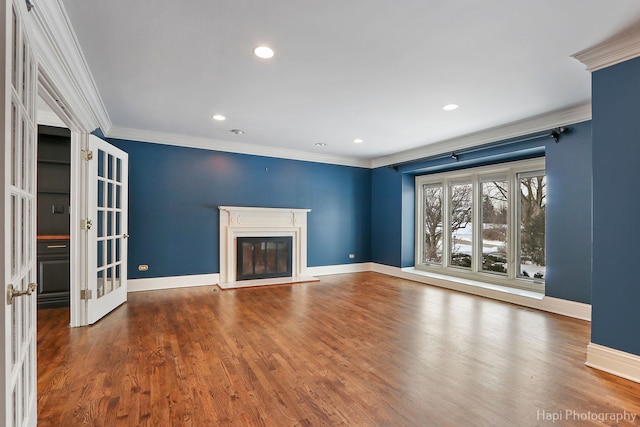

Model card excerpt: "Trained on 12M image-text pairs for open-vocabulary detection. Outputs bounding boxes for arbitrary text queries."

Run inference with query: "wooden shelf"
[38,190,70,196]
[37,235,70,241]
[38,159,70,165]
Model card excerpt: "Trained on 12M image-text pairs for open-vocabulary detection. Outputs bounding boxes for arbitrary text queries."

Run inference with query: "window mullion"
[442,179,450,268]
[507,169,517,280]
[471,174,482,273]
[414,182,423,267]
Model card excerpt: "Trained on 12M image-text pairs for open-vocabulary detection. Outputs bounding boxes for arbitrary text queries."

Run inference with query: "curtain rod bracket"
[550,126,569,143]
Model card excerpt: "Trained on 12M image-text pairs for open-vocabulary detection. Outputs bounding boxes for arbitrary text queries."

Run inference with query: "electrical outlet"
[349,254,355,259]
[138,264,149,271]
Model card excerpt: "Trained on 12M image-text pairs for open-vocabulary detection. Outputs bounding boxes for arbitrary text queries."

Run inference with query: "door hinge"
[81,149,93,161]
[81,219,93,231]
[80,289,92,300]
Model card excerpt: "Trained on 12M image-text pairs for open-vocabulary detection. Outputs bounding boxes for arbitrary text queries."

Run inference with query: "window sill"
[402,267,544,300]
[372,264,589,320]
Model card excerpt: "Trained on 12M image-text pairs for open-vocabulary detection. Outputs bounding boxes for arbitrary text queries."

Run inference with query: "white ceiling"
[60,1,640,163]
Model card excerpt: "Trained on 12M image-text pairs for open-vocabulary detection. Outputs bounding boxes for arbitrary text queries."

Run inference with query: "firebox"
[236,236,293,281]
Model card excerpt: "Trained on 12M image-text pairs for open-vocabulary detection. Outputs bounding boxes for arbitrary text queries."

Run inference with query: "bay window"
[415,158,545,292]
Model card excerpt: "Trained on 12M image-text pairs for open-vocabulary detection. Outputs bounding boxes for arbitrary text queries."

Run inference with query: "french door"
[2,1,38,425]
[84,135,129,324]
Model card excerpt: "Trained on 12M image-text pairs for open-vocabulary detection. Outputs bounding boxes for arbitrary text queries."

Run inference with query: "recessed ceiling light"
[253,46,274,59]
[315,143,327,147]
[442,103,459,111]
[212,114,226,121]
[353,138,364,144]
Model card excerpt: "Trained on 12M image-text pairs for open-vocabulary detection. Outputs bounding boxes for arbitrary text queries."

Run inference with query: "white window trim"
[414,158,546,293]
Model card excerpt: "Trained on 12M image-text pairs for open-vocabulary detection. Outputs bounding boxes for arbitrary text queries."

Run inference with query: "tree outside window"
[422,183,443,264]
[518,174,546,279]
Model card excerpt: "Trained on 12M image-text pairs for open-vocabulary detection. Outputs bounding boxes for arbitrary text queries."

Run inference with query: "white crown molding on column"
[29,0,112,133]
[572,27,640,72]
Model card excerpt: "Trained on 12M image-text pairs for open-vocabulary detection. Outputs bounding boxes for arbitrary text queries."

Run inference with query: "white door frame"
[39,74,130,328]
[19,0,119,328]
[36,83,88,327]
[27,1,117,326]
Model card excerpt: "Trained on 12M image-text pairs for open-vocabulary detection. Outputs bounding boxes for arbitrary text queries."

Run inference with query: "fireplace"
[218,206,318,289]
[236,236,292,281]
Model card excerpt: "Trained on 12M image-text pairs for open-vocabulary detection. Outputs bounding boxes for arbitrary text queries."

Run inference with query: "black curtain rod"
[390,126,569,171]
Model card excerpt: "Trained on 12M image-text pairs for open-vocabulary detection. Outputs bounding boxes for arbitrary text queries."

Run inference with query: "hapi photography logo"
[537,409,637,424]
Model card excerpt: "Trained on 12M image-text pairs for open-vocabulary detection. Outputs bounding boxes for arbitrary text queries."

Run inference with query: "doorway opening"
[36,125,71,309]
[35,92,76,326]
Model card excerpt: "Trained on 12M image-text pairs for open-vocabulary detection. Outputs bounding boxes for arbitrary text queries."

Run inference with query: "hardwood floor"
[37,272,640,426]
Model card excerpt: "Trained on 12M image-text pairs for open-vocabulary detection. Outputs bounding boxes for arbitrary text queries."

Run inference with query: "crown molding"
[370,102,592,169]
[108,102,591,171]
[29,0,112,133]
[106,126,372,168]
[572,28,640,72]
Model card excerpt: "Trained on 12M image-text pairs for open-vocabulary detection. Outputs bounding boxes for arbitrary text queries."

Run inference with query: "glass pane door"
[3,2,38,425]
[86,135,128,324]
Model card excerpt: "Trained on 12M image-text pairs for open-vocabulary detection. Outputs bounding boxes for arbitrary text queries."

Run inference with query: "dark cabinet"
[37,125,71,309]
[37,238,70,309]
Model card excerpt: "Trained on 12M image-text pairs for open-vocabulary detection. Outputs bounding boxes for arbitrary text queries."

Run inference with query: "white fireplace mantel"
[218,206,314,288]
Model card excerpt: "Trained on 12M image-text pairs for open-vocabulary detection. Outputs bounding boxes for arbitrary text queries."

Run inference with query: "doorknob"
[123,233,129,239]
[6,283,37,305]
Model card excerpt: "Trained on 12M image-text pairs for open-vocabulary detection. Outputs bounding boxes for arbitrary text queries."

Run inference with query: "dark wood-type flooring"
[37,272,640,426]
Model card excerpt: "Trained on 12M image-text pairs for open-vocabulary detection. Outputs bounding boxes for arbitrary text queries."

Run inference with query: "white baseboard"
[127,264,370,293]
[126,264,591,322]
[541,295,591,321]
[128,273,219,292]
[127,264,372,293]
[586,343,640,384]
[371,264,591,321]
[307,262,373,276]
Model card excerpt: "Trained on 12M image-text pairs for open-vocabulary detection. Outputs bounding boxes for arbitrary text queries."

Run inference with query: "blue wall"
[371,166,403,267]
[545,121,592,304]
[370,124,593,304]
[401,173,415,268]
[106,120,594,307]
[591,56,640,356]
[107,139,372,279]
